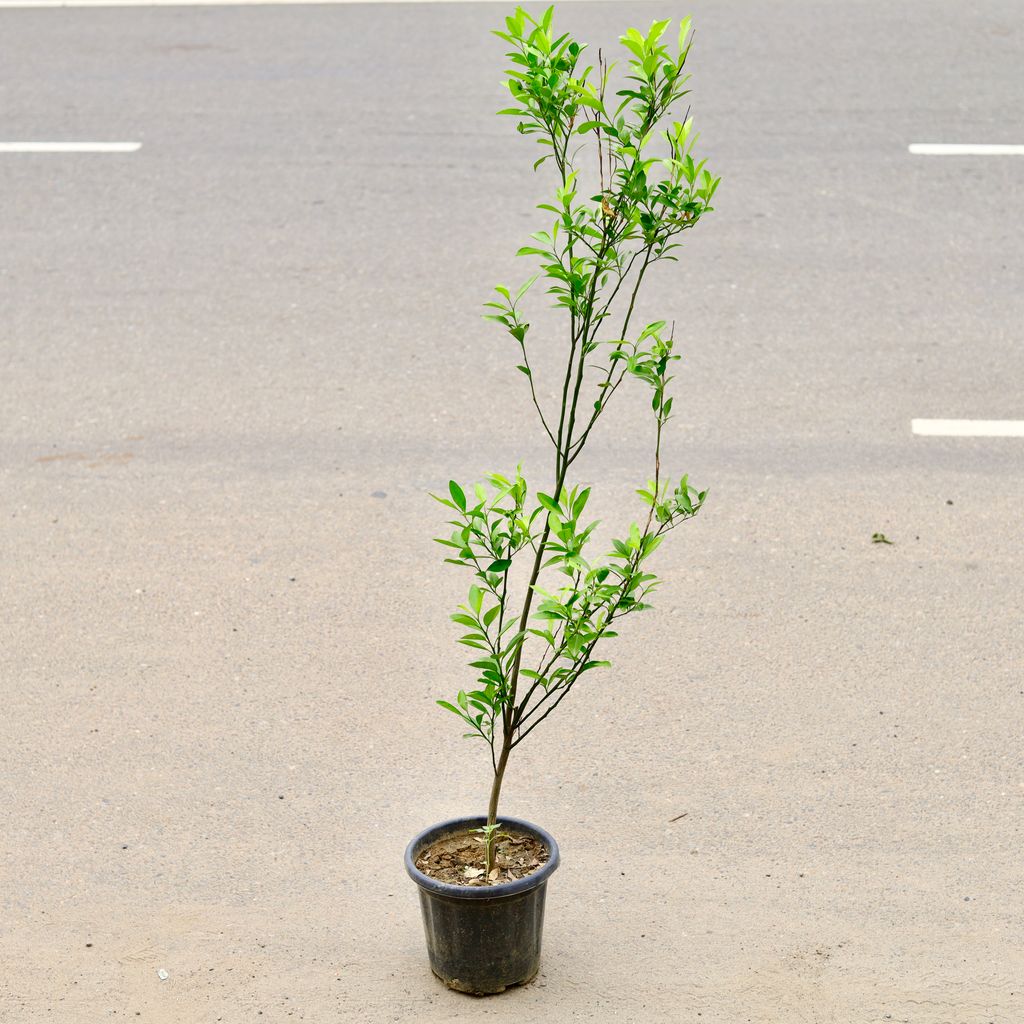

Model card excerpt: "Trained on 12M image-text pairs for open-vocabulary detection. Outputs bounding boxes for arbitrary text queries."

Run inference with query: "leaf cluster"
[435,7,719,773]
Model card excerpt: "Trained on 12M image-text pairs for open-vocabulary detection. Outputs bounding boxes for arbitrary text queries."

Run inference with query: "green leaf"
[449,480,466,511]
[571,487,591,519]
[437,699,467,719]
[486,558,512,573]
[647,18,671,48]
[677,15,692,54]
[620,35,645,61]
[515,273,540,301]
[574,93,604,111]
[536,492,560,515]
[468,585,484,614]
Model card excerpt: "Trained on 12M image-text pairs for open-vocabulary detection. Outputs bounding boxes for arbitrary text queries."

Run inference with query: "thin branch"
[566,245,654,465]
[518,342,557,445]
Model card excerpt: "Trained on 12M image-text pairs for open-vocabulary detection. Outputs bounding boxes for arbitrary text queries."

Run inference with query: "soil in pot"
[415,828,549,887]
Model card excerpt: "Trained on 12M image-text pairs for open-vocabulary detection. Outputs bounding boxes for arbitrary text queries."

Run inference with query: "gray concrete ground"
[1,2,1021,1021]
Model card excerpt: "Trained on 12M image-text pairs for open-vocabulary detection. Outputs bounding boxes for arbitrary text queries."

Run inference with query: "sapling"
[469,822,510,879]
[434,7,719,870]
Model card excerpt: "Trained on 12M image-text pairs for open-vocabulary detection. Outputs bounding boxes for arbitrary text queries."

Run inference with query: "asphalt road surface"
[2,2,1021,1021]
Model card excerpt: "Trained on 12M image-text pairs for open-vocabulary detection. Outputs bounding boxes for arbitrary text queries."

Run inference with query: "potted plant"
[405,6,720,995]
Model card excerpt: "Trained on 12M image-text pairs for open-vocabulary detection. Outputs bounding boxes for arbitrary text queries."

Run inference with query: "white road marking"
[0,142,141,153]
[909,143,1024,156]
[912,419,1024,438]
[0,0,564,7]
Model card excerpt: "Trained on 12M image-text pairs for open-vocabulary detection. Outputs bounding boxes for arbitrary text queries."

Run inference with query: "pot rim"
[405,815,560,901]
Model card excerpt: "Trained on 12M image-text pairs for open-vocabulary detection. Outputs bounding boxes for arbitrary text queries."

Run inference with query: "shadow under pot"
[404,815,560,995]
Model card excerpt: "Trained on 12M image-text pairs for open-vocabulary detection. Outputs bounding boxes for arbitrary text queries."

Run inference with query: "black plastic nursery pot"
[405,815,560,995]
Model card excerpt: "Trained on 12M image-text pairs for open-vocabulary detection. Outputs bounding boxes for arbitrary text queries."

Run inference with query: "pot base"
[433,962,539,996]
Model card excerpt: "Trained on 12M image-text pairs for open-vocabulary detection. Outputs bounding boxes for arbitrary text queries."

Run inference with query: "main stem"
[487,740,511,825]
[486,457,568,840]
[486,252,612,836]
[484,91,638,843]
